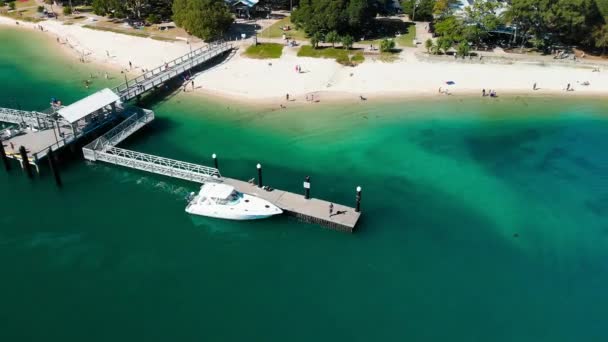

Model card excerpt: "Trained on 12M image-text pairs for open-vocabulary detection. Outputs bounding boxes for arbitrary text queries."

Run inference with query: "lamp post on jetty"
[355,186,362,213]
[304,176,310,199]
[212,153,218,169]
[257,163,263,188]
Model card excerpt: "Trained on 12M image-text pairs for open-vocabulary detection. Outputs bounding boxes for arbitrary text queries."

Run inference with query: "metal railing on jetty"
[83,109,155,156]
[112,41,233,102]
[83,110,221,183]
[91,147,222,183]
[83,109,220,182]
[0,107,54,129]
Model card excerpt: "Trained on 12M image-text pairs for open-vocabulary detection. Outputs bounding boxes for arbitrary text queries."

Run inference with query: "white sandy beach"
[2,16,608,103]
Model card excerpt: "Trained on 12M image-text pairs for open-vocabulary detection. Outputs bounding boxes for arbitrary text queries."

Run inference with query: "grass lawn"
[395,23,416,47]
[82,24,177,41]
[1,0,43,22]
[360,19,416,48]
[298,46,365,65]
[259,17,307,40]
[244,43,283,59]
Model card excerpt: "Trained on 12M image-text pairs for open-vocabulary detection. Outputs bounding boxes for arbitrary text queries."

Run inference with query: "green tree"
[173,0,233,41]
[310,32,322,48]
[593,24,608,54]
[8,1,15,10]
[126,0,148,19]
[506,0,603,50]
[292,0,378,37]
[437,36,452,54]
[325,30,340,47]
[462,0,501,46]
[433,0,459,18]
[380,38,395,52]
[63,5,72,15]
[147,13,161,24]
[424,38,433,53]
[430,41,440,55]
[92,0,127,17]
[434,15,464,42]
[341,34,354,50]
[401,0,436,22]
[456,40,470,58]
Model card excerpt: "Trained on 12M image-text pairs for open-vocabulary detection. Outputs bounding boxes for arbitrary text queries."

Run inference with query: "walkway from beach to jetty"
[0,42,233,168]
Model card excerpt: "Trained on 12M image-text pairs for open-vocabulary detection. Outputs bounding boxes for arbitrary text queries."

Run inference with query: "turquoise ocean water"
[1,28,608,341]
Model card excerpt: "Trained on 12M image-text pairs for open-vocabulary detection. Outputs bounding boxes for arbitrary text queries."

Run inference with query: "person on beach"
[482,89,486,97]
[438,87,442,93]
[191,80,195,90]
[129,61,133,69]
[286,93,289,101]
[10,142,14,150]
[566,83,571,91]
[329,203,334,216]
[533,82,537,90]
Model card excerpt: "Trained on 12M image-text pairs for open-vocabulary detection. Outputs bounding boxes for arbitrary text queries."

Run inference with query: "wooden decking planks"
[223,178,361,232]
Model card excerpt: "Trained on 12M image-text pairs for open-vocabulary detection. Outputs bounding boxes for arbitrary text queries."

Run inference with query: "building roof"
[226,0,259,8]
[201,183,235,199]
[57,88,120,123]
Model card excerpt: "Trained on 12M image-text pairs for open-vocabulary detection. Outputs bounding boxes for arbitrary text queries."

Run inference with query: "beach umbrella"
[445,81,456,85]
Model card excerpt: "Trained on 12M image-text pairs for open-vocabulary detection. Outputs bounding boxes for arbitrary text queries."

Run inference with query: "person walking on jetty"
[329,203,334,217]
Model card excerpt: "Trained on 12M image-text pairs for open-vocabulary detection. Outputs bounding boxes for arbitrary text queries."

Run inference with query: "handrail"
[99,147,222,181]
[84,109,154,152]
[112,41,232,100]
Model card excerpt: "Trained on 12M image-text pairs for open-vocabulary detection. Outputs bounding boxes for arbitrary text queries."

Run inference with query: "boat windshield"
[212,191,241,205]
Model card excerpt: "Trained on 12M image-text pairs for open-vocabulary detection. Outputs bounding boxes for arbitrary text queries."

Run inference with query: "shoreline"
[2,16,608,108]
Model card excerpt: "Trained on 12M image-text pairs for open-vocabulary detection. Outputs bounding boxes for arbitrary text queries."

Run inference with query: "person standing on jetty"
[329,203,334,217]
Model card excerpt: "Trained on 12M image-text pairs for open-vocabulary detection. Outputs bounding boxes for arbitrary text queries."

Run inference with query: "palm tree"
[425,38,433,53]
[341,35,354,50]
[325,31,340,48]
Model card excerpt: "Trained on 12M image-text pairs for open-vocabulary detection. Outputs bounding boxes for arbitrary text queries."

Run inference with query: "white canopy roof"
[201,183,235,199]
[57,88,120,123]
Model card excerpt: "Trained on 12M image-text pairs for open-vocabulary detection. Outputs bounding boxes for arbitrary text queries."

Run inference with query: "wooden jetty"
[223,178,361,232]
[1,40,363,232]
[82,113,362,232]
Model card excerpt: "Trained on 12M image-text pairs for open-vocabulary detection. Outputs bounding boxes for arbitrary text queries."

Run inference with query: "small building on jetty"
[1,88,126,170]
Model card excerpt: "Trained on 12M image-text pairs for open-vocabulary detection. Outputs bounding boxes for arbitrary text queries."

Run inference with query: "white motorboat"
[185,182,283,220]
